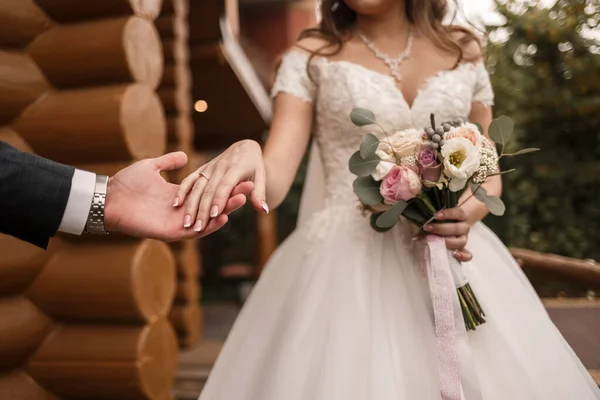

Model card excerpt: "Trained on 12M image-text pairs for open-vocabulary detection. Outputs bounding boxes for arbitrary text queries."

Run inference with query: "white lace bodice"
[271,50,495,208]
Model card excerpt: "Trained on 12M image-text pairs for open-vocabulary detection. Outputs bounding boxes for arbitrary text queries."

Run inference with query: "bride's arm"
[460,102,502,225]
[173,42,322,231]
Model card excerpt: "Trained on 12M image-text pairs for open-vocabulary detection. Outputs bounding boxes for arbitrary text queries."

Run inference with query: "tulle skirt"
[199,205,600,400]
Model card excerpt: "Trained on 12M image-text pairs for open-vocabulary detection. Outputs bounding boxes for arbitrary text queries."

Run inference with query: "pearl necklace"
[358,28,414,82]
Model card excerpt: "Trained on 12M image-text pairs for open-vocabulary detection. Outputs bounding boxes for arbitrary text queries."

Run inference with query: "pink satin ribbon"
[424,234,462,400]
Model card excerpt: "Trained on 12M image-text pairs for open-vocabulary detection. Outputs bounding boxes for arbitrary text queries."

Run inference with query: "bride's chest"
[313,60,477,136]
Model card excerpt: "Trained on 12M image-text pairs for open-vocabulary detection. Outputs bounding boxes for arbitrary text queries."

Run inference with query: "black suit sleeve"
[0,141,75,249]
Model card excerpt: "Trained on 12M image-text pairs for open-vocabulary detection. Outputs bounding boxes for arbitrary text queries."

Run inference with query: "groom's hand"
[103,152,252,241]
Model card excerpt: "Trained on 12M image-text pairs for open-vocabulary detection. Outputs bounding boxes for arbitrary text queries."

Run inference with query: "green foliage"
[487,0,600,260]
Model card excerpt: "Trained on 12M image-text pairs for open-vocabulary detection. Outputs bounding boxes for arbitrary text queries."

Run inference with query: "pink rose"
[417,147,442,183]
[380,166,422,204]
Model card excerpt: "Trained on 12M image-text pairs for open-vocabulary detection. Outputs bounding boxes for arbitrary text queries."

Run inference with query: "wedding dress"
[198,50,600,399]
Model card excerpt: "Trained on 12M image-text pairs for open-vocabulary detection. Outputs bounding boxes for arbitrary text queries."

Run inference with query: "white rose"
[372,129,425,181]
[372,145,395,181]
[441,137,481,192]
[390,128,425,157]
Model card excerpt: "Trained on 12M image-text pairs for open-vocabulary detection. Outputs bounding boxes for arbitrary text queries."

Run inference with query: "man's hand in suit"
[103,152,251,241]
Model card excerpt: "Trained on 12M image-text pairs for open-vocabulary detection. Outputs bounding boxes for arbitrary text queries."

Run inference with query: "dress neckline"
[289,50,478,111]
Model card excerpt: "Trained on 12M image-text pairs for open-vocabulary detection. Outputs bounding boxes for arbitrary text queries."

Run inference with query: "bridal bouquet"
[348,108,538,330]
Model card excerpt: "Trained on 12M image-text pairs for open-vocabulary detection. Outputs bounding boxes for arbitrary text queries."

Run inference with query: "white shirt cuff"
[58,169,96,235]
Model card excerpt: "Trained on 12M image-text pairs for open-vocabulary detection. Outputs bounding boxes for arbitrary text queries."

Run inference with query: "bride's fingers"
[174,157,219,207]
[230,181,254,198]
[424,221,469,237]
[444,235,468,250]
[452,248,473,262]
[435,207,468,222]
[183,175,209,227]
[195,166,227,231]
[210,168,247,221]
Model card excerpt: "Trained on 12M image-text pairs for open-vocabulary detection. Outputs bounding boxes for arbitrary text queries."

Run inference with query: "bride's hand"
[423,207,473,262]
[174,140,268,231]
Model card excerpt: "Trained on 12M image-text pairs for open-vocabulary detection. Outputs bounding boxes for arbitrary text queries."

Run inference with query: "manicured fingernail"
[194,220,203,232]
[436,211,444,218]
[261,201,270,214]
[184,214,192,228]
[210,205,219,218]
[424,224,433,231]
[173,197,179,207]
[453,250,460,258]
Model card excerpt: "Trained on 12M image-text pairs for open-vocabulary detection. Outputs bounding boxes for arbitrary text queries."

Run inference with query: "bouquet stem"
[457,284,486,331]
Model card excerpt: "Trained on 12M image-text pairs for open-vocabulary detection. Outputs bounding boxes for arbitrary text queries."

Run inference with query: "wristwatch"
[84,175,110,235]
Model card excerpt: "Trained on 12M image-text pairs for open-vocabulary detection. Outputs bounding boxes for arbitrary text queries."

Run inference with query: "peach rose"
[445,122,482,147]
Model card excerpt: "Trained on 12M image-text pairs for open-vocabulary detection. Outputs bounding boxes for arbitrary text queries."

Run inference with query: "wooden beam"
[0,0,50,49]
[29,17,163,89]
[27,318,178,399]
[34,0,163,23]
[13,84,167,164]
[0,51,50,125]
[26,240,176,323]
[512,248,600,285]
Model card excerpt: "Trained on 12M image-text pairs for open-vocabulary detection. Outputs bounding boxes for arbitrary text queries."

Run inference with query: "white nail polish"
[194,220,203,232]
[210,205,219,218]
[173,197,179,207]
[261,202,270,214]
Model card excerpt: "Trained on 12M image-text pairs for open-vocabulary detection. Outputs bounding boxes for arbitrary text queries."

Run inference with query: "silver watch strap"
[85,175,109,235]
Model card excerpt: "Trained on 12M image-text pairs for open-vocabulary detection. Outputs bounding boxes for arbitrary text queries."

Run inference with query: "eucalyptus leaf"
[483,196,506,216]
[473,122,484,135]
[508,148,540,156]
[353,176,383,206]
[370,213,393,233]
[350,108,377,127]
[402,206,428,226]
[360,133,380,159]
[349,151,380,177]
[472,185,506,216]
[376,200,408,229]
[488,115,514,145]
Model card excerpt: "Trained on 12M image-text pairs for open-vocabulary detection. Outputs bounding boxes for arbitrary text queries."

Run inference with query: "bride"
[175,0,600,399]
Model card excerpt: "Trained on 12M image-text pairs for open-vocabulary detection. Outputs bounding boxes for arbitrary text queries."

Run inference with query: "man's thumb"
[153,151,188,172]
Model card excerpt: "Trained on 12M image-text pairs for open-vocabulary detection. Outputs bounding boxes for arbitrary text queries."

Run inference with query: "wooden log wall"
[0,0,181,399]
[157,0,203,349]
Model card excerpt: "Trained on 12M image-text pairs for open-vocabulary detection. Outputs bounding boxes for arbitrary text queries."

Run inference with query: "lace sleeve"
[271,51,317,103]
[472,62,495,107]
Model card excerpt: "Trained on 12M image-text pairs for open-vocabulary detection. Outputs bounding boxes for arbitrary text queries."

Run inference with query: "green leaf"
[402,206,428,226]
[349,151,380,177]
[376,200,408,229]
[360,133,380,159]
[507,148,541,156]
[370,213,393,232]
[350,108,377,126]
[488,115,514,145]
[473,122,484,135]
[353,176,383,206]
[472,185,506,216]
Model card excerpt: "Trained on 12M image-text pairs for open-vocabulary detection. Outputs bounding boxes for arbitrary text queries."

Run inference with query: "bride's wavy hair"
[298,0,481,75]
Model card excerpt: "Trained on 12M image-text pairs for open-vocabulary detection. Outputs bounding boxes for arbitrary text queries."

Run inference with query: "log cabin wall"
[0,0,180,399]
